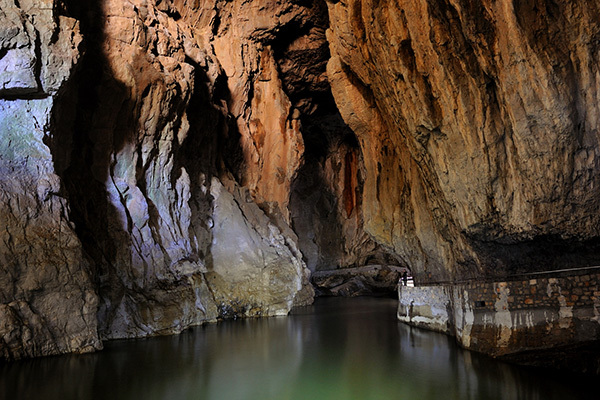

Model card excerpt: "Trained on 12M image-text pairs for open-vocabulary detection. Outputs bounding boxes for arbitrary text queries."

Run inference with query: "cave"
[1,0,599,395]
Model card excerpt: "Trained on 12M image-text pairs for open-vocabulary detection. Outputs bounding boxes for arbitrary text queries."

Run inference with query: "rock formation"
[313,265,405,297]
[1,0,600,363]
[52,0,319,340]
[0,0,102,360]
[326,0,600,283]
[0,0,323,359]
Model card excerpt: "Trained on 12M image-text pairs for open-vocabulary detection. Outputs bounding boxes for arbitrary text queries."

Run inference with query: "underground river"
[0,297,595,400]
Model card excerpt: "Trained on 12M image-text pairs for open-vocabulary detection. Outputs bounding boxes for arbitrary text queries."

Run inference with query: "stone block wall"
[398,269,600,361]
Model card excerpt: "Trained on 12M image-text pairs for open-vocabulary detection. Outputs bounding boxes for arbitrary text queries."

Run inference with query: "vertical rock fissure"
[274,1,405,296]
[4,0,600,363]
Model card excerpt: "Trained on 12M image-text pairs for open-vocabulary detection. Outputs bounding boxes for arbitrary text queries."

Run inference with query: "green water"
[0,297,595,400]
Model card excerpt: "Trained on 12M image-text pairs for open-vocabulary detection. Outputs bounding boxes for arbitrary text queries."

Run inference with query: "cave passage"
[1,297,594,400]
[3,0,600,373]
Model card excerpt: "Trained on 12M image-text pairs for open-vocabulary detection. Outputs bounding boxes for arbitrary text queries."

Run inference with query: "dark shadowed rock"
[1,0,600,363]
[312,265,405,297]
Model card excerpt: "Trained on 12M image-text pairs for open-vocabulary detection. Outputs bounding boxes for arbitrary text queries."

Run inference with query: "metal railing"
[410,265,600,287]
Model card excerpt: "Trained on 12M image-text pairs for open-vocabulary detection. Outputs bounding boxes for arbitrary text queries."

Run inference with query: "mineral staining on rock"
[0,0,316,359]
[2,0,600,363]
[326,0,600,282]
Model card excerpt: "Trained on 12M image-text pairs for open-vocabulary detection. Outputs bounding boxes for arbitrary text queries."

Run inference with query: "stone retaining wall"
[398,270,600,362]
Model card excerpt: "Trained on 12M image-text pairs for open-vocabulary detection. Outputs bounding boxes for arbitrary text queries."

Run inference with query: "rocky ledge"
[1,0,600,365]
[312,265,405,297]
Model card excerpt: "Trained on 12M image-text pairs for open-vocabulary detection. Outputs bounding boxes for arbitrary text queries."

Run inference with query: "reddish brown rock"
[3,0,600,363]
[1,0,318,359]
[326,0,600,282]
[290,114,401,274]
[55,0,316,340]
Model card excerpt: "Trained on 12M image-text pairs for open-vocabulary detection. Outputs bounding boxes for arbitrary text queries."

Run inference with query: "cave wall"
[0,0,102,360]
[0,0,326,360]
[326,0,600,283]
[2,0,600,361]
[53,0,315,340]
[290,112,401,273]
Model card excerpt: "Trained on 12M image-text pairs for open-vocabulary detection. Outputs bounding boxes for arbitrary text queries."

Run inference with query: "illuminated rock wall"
[0,0,102,360]
[0,0,317,359]
[52,0,317,340]
[2,0,600,362]
[326,0,600,282]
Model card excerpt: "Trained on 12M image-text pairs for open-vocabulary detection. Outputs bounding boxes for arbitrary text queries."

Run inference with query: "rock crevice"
[2,0,600,362]
[326,0,600,282]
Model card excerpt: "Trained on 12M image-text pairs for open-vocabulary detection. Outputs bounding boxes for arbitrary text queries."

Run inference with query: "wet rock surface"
[326,0,600,282]
[1,0,600,362]
[312,265,405,297]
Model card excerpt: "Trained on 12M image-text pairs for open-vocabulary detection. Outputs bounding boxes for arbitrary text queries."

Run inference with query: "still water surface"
[1,297,595,400]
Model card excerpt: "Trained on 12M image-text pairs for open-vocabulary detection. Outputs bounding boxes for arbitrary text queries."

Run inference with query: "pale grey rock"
[0,48,38,94]
[0,98,102,360]
[0,0,98,360]
[208,177,307,317]
[0,3,39,95]
[0,0,82,96]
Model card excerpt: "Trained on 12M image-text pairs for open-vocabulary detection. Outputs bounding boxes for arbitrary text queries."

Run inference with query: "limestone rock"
[51,0,219,340]
[0,0,82,96]
[207,178,305,316]
[5,0,599,363]
[0,0,100,360]
[290,112,403,275]
[1,0,315,360]
[52,0,313,339]
[0,98,101,360]
[206,0,320,223]
[312,265,405,297]
[326,0,600,282]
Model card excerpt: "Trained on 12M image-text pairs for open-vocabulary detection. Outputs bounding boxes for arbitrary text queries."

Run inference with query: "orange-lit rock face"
[81,0,316,336]
[1,0,326,360]
[243,47,304,221]
[326,0,600,281]
[4,0,600,362]
[0,0,317,351]
[203,0,324,222]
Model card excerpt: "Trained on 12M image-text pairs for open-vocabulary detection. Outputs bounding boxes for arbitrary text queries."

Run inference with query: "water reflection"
[1,298,595,400]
